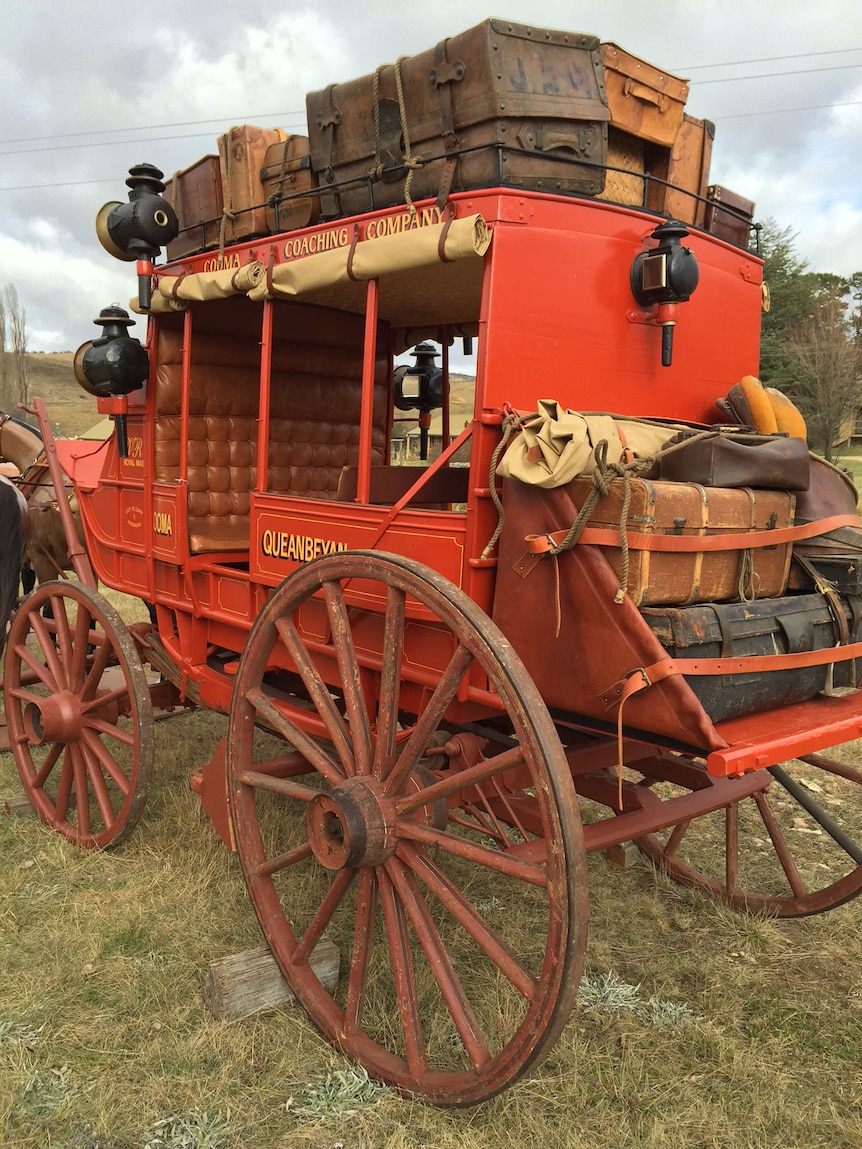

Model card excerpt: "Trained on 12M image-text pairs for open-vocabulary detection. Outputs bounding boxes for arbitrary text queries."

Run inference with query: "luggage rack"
[168,139,759,259]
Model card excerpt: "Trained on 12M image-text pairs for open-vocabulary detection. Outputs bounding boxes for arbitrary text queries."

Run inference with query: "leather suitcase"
[600,43,689,147]
[164,156,223,259]
[306,19,610,219]
[565,476,795,607]
[705,184,755,248]
[260,136,320,233]
[662,114,714,225]
[641,592,862,722]
[217,124,288,242]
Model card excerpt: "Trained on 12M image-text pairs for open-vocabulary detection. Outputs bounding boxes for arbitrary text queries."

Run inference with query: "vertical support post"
[355,278,379,505]
[441,326,451,450]
[24,397,97,589]
[257,300,273,495]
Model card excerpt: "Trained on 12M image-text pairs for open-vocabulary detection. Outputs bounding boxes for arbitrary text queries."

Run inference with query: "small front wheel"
[4,581,154,848]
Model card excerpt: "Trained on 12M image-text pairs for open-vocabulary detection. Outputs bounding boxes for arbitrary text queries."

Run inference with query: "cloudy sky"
[1,0,860,352]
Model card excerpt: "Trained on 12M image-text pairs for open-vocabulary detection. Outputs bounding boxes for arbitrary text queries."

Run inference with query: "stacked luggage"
[161,18,754,259]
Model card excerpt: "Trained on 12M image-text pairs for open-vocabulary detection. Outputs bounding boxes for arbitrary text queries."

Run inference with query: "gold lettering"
[153,511,173,536]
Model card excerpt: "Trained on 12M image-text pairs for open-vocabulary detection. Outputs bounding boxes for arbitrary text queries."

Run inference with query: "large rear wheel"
[227,551,587,1105]
[636,752,862,916]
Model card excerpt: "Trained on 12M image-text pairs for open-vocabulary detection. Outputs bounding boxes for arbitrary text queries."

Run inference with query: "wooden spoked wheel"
[4,581,154,849]
[228,551,587,1106]
[636,753,862,917]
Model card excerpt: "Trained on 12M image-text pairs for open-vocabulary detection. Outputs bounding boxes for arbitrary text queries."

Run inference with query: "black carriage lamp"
[95,163,178,310]
[393,343,445,461]
[74,305,150,458]
[629,219,699,368]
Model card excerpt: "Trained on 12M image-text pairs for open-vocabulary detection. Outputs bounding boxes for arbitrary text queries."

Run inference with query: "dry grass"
[2,687,861,1147]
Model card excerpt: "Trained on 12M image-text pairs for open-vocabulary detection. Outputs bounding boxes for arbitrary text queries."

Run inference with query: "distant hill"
[18,352,100,438]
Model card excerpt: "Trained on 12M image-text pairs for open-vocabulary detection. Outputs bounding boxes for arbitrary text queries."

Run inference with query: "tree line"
[757,220,862,460]
[0,283,29,417]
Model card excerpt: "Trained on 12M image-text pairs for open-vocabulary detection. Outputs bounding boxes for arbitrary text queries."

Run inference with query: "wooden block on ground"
[203,938,339,1021]
[4,794,37,819]
[604,840,640,869]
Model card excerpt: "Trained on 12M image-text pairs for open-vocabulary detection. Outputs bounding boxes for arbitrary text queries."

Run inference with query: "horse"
[16,453,87,591]
[0,474,28,655]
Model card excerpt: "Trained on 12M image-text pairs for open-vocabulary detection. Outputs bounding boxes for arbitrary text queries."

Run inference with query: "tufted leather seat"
[154,302,388,552]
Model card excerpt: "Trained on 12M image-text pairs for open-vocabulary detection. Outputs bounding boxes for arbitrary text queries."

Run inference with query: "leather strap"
[601,640,862,710]
[526,513,860,556]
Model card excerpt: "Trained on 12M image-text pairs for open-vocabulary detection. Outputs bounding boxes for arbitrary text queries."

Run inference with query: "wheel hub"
[24,691,83,744]
[306,777,396,870]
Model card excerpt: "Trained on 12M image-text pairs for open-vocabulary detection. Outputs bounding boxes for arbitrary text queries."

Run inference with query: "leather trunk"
[306,19,610,219]
[260,136,320,233]
[600,42,689,147]
[164,156,223,259]
[563,475,795,607]
[705,184,755,249]
[641,592,862,722]
[217,124,288,243]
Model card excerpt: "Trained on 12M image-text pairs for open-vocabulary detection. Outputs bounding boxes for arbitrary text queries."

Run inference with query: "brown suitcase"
[306,19,609,219]
[164,156,223,259]
[217,124,288,242]
[704,184,755,248]
[260,136,320,233]
[601,43,689,148]
[663,114,714,225]
[565,476,795,606]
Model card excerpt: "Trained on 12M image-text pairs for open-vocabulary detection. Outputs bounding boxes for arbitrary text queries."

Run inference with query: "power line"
[696,63,862,85]
[0,113,305,148]
[0,123,308,159]
[675,47,862,71]
[714,100,862,120]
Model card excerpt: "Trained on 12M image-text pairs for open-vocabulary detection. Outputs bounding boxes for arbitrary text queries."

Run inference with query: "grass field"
[1,619,861,1148]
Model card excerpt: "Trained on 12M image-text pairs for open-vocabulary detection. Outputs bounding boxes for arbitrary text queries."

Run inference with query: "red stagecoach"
[5,20,862,1106]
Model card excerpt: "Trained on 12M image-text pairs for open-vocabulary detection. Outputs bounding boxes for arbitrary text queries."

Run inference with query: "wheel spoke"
[384,642,474,795]
[79,727,132,796]
[322,581,373,776]
[276,616,356,774]
[54,748,74,822]
[397,819,548,887]
[377,866,427,1078]
[81,739,119,828]
[385,855,491,1068]
[397,842,537,999]
[255,841,314,878]
[344,868,378,1035]
[395,744,525,816]
[662,818,692,859]
[293,866,356,964]
[85,717,135,747]
[753,791,806,897]
[373,586,406,779]
[28,610,66,687]
[70,598,95,690]
[235,769,319,802]
[245,686,344,786]
[33,742,62,788]
[80,634,115,702]
[70,743,92,838]
[725,802,739,895]
[13,640,59,692]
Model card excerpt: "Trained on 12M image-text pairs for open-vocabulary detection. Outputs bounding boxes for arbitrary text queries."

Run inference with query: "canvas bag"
[496,400,687,487]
